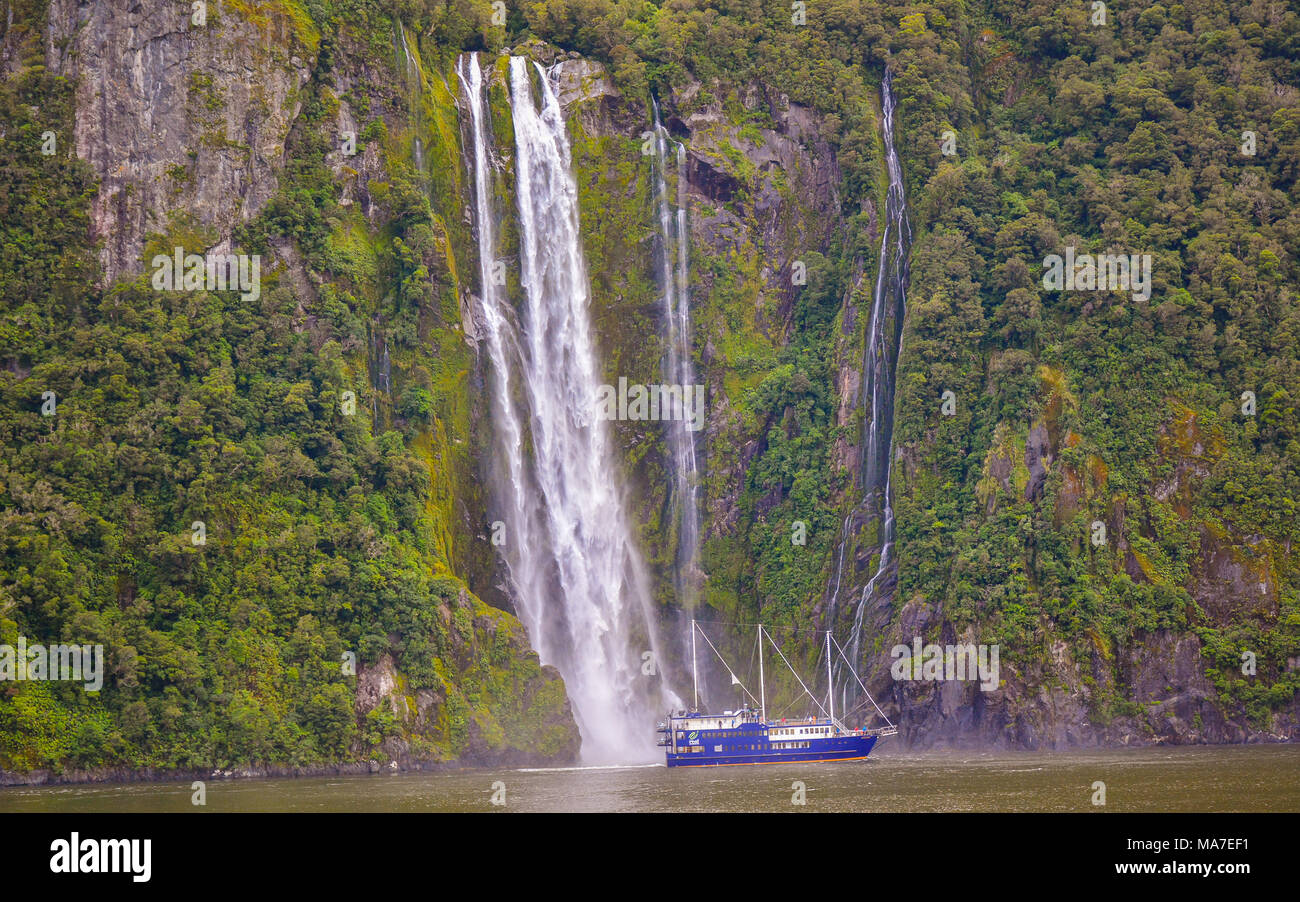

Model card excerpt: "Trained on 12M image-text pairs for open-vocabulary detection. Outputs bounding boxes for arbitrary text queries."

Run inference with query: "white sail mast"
[691,619,698,710]
[827,630,835,726]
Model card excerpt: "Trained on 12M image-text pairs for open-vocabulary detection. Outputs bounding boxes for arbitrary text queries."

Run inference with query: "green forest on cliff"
[1,0,1298,773]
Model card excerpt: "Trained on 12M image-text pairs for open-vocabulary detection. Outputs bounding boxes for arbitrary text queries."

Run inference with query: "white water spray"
[459,55,674,763]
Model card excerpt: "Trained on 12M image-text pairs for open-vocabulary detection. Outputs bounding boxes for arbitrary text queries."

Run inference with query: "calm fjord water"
[2,745,1295,813]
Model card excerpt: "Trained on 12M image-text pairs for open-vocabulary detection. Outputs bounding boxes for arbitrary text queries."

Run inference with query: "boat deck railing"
[663,712,898,738]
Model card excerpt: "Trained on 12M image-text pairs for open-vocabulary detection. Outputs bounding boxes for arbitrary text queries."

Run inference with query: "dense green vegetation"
[886,0,1300,724]
[0,0,574,773]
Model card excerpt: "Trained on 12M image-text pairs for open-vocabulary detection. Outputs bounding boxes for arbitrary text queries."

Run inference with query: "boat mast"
[758,624,766,722]
[826,630,835,726]
[691,619,698,710]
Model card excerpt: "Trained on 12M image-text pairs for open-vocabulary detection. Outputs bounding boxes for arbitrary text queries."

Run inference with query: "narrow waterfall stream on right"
[832,69,913,717]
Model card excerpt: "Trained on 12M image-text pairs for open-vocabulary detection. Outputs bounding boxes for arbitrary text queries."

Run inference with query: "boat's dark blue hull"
[665,733,878,768]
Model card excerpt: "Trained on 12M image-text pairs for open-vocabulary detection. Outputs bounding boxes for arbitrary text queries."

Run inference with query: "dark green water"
[1,745,1295,813]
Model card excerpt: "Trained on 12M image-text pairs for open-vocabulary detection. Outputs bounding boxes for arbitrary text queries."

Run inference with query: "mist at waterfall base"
[458,55,680,765]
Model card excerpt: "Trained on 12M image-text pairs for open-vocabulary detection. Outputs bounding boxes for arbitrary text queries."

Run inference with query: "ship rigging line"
[691,623,761,710]
[690,620,846,636]
[765,644,825,720]
[762,627,839,729]
[689,622,894,733]
[830,633,895,730]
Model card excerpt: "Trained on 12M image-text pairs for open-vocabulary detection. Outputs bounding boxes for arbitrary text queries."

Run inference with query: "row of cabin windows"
[677,732,832,745]
[679,732,769,741]
[725,744,782,751]
[675,741,816,753]
[677,730,835,740]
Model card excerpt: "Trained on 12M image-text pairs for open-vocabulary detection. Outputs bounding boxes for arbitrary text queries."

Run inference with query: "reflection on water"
[1,745,1295,813]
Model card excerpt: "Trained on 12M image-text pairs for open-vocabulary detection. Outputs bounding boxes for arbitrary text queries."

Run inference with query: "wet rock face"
[872,621,1293,749]
[684,151,741,204]
[1190,527,1278,624]
[553,60,846,562]
[553,58,637,135]
[1118,631,1233,743]
[45,0,313,284]
[1023,422,1051,502]
[679,88,841,268]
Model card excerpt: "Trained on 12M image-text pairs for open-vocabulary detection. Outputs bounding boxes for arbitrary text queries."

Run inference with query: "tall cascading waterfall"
[458,53,674,763]
[650,99,701,607]
[831,70,912,716]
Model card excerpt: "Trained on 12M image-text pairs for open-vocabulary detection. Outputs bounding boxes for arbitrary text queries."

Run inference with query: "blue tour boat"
[659,623,897,767]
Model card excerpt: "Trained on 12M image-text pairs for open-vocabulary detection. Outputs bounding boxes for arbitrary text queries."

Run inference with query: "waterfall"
[834,70,912,714]
[456,53,536,628]
[458,54,672,763]
[395,21,424,173]
[650,99,701,606]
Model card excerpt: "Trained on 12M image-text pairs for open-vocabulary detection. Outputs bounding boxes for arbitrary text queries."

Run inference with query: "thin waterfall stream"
[831,70,912,716]
[395,21,424,174]
[650,98,701,608]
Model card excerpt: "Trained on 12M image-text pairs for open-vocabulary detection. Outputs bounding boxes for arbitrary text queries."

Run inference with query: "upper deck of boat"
[665,711,837,731]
